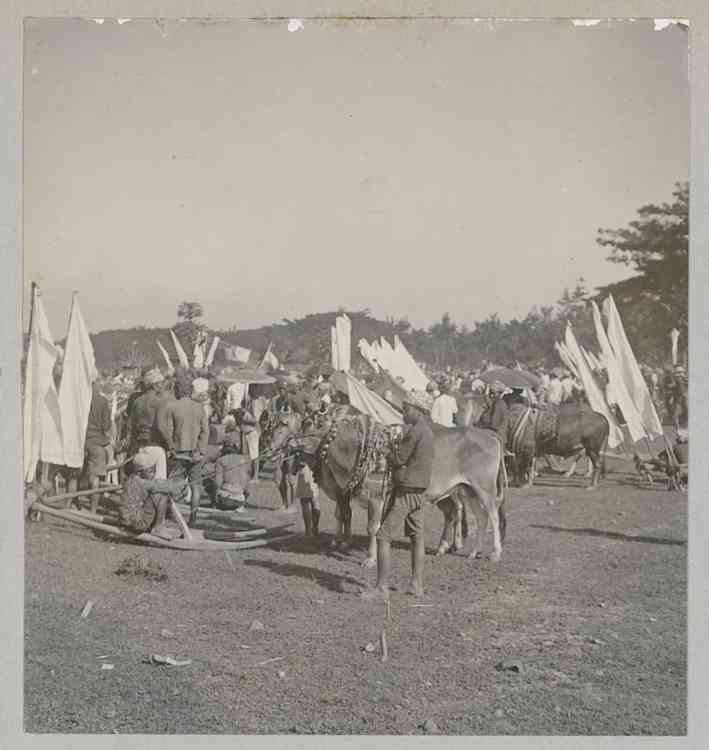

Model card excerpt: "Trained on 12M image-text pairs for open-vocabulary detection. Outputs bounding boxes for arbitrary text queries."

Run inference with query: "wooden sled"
[32,501,294,552]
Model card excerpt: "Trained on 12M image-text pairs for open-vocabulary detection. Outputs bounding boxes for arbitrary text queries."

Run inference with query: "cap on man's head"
[132,452,157,472]
[144,368,164,386]
[192,377,210,400]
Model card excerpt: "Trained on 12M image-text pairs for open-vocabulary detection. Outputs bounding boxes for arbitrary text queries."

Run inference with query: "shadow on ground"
[530,523,686,546]
[243,558,366,592]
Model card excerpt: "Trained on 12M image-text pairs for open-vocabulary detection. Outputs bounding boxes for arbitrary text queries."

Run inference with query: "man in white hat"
[117,452,185,539]
[130,367,170,479]
[158,377,209,526]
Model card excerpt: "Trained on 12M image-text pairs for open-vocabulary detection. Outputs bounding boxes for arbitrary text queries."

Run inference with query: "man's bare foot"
[405,581,425,598]
[152,524,181,540]
[359,586,390,603]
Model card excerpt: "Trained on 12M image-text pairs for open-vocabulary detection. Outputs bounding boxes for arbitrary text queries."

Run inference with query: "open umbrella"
[479,367,541,390]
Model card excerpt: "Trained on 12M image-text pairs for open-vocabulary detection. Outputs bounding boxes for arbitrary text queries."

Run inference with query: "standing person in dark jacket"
[83,382,114,513]
[130,368,170,479]
[362,394,434,602]
[158,377,210,526]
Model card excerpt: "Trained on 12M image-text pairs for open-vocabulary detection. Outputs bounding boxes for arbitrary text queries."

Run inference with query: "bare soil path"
[24,464,686,735]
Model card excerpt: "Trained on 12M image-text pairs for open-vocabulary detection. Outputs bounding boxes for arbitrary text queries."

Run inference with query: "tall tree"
[175,301,205,353]
[596,182,688,364]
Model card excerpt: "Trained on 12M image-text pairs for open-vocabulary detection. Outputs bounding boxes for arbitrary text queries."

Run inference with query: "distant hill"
[88,311,426,373]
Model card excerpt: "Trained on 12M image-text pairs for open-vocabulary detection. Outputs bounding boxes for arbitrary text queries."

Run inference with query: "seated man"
[214,432,252,513]
[117,453,185,539]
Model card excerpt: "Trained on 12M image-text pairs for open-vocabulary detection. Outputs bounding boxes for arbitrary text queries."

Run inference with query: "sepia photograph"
[19,14,689,736]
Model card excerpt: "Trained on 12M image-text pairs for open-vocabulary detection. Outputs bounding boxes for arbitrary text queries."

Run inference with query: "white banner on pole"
[603,295,663,439]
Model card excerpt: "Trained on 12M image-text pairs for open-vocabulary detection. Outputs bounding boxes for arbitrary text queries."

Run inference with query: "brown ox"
[463,401,610,489]
[269,413,508,564]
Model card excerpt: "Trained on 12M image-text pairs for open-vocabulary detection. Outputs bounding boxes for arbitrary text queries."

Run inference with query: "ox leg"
[464,493,488,561]
[524,457,536,488]
[488,495,503,563]
[586,453,601,490]
[435,497,456,556]
[363,496,384,568]
[564,451,584,479]
[585,455,594,479]
[452,494,464,551]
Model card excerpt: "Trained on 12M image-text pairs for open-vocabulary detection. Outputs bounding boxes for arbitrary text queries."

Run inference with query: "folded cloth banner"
[335,314,352,372]
[330,326,339,370]
[670,328,680,366]
[157,340,175,374]
[603,295,663,440]
[57,293,98,468]
[170,329,190,368]
[358,339,379,373]
[23,285,63,480]
[224,345,251,364]
[554,340,580,380]
[591,301,646,443]
[564,324,624,450]
[330,370,403,425]
[205,336,220,367]
[260,343,280,371]
[393,335,429,391]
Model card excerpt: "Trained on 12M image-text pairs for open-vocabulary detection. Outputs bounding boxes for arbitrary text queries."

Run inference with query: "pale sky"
[23,18,689,337]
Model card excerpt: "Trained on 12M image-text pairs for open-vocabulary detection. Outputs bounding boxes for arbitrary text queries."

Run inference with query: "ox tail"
[497,441,508,544]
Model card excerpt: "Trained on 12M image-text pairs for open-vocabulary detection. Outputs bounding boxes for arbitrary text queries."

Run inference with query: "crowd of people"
[42,349,688,548]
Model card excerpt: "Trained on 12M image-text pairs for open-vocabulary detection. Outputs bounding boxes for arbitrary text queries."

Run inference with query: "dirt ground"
[24,456,686,736]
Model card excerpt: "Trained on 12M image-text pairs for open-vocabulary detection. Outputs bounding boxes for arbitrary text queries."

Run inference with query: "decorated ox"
[269,412,508,564]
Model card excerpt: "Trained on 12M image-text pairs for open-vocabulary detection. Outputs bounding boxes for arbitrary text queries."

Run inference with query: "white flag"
[260,343,280,371]
[57,293,98,468]
[335,314,352,372]
[170,329,190,368]
[358,339,379,373]
[205,336,220,367]
[591,301,647,443]
[564,324,624,449]
[157,340,175,374]
[670,328,680,366]
[603,295,663,439]
[330,326,339,370]
[23,285,63,481]
[554,341,579,380]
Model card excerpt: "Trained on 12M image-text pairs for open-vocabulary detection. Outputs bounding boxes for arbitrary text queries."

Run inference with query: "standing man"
[158,377,209,527]
[362,394,434,602]
[130,367,170,479]
[430,381,458,427]
[83,381,114,513]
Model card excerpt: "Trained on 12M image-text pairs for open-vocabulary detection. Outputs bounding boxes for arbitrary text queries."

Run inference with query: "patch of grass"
[114,554,168,582]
